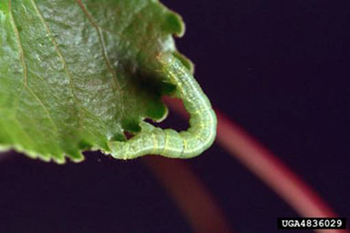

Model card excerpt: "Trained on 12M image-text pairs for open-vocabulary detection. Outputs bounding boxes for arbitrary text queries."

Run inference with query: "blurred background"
[0,0,349,232]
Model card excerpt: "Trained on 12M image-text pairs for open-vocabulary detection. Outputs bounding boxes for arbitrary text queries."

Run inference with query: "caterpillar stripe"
[108,53,217,159]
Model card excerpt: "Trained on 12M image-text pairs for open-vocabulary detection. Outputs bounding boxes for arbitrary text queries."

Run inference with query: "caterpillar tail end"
[108,123,155,160]
[108,141,131,160]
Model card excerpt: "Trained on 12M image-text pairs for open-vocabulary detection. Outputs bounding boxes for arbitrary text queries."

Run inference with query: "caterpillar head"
[156,53,176,67]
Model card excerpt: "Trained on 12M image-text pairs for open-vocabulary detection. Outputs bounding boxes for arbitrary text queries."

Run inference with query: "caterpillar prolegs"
[108,53,217,159]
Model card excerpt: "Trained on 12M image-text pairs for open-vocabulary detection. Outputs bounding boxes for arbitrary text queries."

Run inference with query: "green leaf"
[0,0,215,164]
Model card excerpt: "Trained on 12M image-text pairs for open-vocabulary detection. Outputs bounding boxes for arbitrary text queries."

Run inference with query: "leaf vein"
[9,0,58,135]
[76,0,124,115]
[31,0,106,132]
[8,0,27,111]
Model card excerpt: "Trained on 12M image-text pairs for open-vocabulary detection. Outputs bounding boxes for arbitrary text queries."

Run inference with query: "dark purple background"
[0,0,349,232]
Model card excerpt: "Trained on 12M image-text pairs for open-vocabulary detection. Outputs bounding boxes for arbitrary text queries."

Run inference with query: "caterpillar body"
[108,53,217,159]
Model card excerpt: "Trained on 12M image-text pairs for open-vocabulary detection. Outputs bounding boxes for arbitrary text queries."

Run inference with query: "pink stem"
[144,157,233,233]
[165,97,348,233]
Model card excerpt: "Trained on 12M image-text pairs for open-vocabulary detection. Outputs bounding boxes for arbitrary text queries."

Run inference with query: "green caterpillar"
[108,53,217,159]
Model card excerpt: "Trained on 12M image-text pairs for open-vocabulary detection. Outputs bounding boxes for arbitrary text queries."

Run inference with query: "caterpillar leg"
[108,53,217,160]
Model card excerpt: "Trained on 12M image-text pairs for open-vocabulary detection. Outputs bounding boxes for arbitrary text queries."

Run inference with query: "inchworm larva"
[108,53,217,159]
